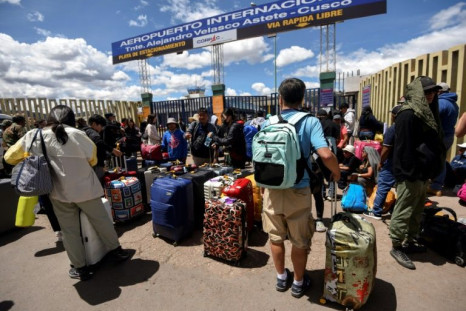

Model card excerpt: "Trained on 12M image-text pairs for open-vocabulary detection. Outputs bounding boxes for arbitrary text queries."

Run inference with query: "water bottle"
[204,135,212,147]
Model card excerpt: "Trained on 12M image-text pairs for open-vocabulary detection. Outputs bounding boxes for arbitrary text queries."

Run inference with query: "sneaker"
[403,241,427,254]
[69,267,93,281]
[363,211,382,220]
[291,274,311,298]
[326,196,334,201]
[316,220,326,232]
[107,246,131,263]
[55,231,63,242]
[390,247,416,270]
[276,268,291,292]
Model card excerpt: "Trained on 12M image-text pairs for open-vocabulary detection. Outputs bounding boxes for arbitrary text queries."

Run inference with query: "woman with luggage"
[145,114,161,145]
[358,106,383,140]
[123,118,141,157]
[355,146,381,190]
[4,105,130,281]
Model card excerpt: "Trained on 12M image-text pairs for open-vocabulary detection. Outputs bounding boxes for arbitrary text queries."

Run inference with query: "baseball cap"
[390,105,403,115]
[457,143,466,149]
[438,82,450,92]
[317,109,327,117]
[420,76,441,92]
[333,114,341,120]
[104,112,115,119]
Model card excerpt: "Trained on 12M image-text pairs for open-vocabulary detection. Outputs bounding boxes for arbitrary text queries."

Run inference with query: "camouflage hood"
[398,77,442,136]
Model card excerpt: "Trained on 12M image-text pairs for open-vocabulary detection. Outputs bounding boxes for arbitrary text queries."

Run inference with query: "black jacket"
[83,126,112,167]
[213,121,246,162]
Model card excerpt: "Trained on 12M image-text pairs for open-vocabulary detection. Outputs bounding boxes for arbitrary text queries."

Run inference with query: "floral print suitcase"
[203,197,247,265]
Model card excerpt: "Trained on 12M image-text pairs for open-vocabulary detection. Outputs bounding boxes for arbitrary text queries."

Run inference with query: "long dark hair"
[360,106,373,123]
[47,105,76,145]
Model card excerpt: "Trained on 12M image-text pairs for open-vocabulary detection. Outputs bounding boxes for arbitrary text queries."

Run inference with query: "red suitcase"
[222,178,254,232]
[203,197,247,265]
[354,140,382,160]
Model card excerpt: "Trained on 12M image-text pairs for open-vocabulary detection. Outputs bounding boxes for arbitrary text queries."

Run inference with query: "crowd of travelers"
[0,75,463,290]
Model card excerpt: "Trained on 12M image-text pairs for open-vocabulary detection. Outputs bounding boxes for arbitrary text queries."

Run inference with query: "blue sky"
[0,0,465,101]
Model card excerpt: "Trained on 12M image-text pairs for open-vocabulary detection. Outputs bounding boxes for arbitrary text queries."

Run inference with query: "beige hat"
[342,145,355,155]
[192,113,199,122]
[166,117,177,125]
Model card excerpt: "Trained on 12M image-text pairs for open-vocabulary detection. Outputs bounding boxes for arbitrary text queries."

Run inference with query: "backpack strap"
[287,111,311,126]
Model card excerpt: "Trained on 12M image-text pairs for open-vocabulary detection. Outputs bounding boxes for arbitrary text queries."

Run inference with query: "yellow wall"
[358,44,466,159]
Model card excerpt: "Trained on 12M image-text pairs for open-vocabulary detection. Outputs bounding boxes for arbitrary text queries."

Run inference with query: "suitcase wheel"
[319,298,327,305]
[203,251,208,257]
[152,232,159,238]
[455,256,465,267]
[173,241,178,247]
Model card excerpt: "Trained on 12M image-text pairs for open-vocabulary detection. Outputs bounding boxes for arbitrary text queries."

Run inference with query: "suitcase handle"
[332,212,363,231]
[424,206,457,222]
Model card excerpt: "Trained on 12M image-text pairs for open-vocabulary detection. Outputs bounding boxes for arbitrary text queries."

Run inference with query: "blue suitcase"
[125,156,138,171]
[150,176,194,245]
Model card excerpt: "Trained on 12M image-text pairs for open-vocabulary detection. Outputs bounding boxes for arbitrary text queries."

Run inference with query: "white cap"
[438,82,450,92]
[458,143,466,148]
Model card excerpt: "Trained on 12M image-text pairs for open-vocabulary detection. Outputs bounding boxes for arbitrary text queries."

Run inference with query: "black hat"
[340,102,349,109]
[420,76,441,92]
[317,109,327,117]
[390,105,403,116]
[104,112,115,119]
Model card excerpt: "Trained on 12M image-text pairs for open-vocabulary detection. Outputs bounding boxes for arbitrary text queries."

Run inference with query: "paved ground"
[1,181,465,311]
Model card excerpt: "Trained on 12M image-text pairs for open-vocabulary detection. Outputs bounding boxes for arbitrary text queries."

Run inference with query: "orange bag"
[367,185,396,214]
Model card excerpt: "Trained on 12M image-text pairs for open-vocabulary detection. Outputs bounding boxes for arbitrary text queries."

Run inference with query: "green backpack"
[252,112,309,189]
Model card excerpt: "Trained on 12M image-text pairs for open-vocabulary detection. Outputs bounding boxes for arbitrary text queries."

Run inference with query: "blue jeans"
[430,135,455,191]
[372,165,396,216]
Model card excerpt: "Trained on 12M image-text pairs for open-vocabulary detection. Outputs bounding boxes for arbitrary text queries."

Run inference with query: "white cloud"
[34,27,51,37]
[224,37,274,65]
[429,2,466,30]
[276,46,314,67]
[160,0,222,23]
[129,14,147,27]
[0,34,141,100]
[162,50,211,70]
[0,0,21,5]
[27,11,44,22]
[251,82,272,95]
[225,88,237,96]
[292,65,320,78]
[134,0,149,11]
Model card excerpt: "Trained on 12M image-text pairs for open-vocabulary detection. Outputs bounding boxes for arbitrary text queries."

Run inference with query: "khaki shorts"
[262,187,315,250]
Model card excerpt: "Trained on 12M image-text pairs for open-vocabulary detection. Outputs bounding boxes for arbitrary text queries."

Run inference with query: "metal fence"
[224,95,270,118]
[152,97,213,126]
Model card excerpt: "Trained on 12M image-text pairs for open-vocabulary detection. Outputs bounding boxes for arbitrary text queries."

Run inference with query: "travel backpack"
[252,112,310,189]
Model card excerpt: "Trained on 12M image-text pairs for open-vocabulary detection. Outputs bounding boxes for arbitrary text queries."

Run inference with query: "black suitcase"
[178,168,216,228]
[420,207,466,266]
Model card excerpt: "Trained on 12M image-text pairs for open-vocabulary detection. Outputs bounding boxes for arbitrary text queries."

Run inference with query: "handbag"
[140,143,163,161]
[14,129,54,197]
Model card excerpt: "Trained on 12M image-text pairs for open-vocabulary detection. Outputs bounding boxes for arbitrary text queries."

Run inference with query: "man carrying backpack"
[185,107,217,166]
[259,78,340,298]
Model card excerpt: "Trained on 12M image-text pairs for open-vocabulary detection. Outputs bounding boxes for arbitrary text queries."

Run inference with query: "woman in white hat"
[161,117,188,163]
[338,145,362,189]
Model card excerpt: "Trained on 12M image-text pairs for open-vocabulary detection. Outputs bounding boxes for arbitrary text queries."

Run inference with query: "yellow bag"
[374,133,383,143]
[245,174,263,222]
[15,196,38,227]
[367,185,396,214]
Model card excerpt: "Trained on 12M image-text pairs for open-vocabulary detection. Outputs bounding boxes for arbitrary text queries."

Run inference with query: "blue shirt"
[161,129,188,161]
[263,109,328,188]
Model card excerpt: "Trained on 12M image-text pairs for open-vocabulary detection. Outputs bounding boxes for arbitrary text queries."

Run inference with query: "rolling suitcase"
[105,177,144,222]
[178,168,216,228]
[79,198,113,266]
[203,197,247,265]
[222,178,254,232]
[321,182,377,310]
[150,176,194,245]
[143,167,168,204]
[203,175,235,200]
